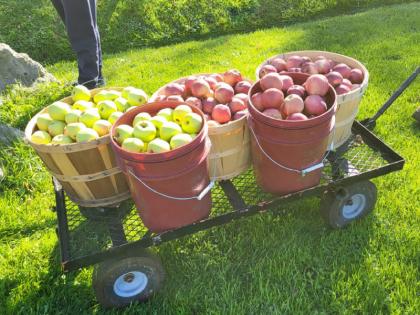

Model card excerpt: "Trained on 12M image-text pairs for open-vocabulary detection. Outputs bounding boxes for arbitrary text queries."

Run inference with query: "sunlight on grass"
[1,3,419,314]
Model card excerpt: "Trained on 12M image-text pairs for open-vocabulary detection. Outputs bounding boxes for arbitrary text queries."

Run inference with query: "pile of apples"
[30,85,148,145]
[259,55,364,95]
[251,73,333,121]
[154,70,251,127]
[114,104,203,154]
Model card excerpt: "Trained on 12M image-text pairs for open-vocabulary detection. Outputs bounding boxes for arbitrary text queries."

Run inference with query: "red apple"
[286,113,308,121]
[305,74,329,96]
[234,93,249,106]
[342,79,352,88]
[301,56,312,64]
[166,95,184,102]
[205,76,218,90]
[184,76,197,95]
[154,95,166,101]
[251,92,264,111]
[202,97,217,114]
[335,84,351,95]
[271,58,287,72]
[283,94,304,116]
[279,75,294,92]
[223,69,242,86]
[333,63,352,79]
[162,82,185,96]
[349,68,364,84]
[228,97,246,113]
[212,104,232,124]
[287,85,306,98]
[304,95,327,115]
[235,80,252,94]
[351,84,360,90]
[315,59,331,74]
[210,73,224,82]
[260,73,283,91]
[262,88,284,109]
[233,109,248,120]
[314,55,326,61]
[302,62,318,74]
[191,78,212,98]
[286,55,303,70]
[325,71,343,86]
[262,108,283,120]
[185,96,202,109]
[259,64,277,78]
[214,83,234,104]
[207,120,221,127]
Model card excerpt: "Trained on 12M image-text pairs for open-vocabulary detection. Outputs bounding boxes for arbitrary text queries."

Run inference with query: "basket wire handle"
[127,138,215,201]
[248,122,334,177]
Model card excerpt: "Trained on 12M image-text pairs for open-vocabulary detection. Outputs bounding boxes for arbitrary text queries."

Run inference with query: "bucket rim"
[110,100,208,163]
[248,72,337,129]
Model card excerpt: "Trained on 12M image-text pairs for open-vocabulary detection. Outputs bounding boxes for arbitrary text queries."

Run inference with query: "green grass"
[0,0,412,63]
[1,3,420,314]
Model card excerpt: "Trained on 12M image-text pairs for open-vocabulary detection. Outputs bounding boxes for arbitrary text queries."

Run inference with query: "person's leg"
[50,0,66,23]
[61,0,100,88]
[89,0,104,85]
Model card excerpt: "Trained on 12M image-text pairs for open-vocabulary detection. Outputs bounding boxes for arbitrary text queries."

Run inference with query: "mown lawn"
[1,3,419,314]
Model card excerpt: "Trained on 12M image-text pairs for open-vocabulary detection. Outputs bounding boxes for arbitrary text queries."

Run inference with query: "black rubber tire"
[92,250,165,308]
[320,181,377,229]
[78,200,133,221]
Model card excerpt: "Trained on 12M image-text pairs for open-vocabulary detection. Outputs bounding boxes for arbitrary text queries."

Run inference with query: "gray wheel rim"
[342,193,366,219]
[113,271,148,298]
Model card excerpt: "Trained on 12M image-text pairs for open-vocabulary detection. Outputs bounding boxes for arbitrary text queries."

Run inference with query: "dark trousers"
[51,0,103,87]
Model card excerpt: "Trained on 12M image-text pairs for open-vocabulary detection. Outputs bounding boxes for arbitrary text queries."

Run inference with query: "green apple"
[80,108,101,128]
[125,106,138,112]
[127,88,148,106]
[51,134,73,144]
[190,133,197,138]
[122,137,145,153]
[114,97,129,112]
[133,121,156,142]
[122,86,135,99]
[157,108,174,122]
[31,130,51,144]
[133,112,152,126]
[182,112,203,134]
[150,115,167,130]
[160,121,182,141]
[36,113,53,131]
[76,128,99,143]
[93,90,109,103]
[107,90,121,99]
[147,138,170,153]
[93,119,112,137]
[48,101,71,121]
[173,104,192,124]
[108,111,123,124]
[48,120,66,137]
[65,109,82,124]
[98,100,117,119]
[115,124,134,144]
[72,85,91,102]
[64,122,86,140]
[170,133,193,149]
[72,100,94,111]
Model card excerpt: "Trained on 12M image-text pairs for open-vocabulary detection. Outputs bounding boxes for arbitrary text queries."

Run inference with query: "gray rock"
[0,123,24,145]
[0,43,56,92]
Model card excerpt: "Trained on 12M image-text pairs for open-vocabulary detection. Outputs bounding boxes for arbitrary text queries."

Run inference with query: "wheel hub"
[342,193,366,219]
[113,271,148,298]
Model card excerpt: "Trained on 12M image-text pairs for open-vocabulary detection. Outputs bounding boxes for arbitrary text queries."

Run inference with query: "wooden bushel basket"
[24,87,131,207]
[256,51,369,149]
[150,75,252,180]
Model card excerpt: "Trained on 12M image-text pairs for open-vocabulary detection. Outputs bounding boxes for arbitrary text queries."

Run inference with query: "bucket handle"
[127,169,215,201]
[248,122,334,176]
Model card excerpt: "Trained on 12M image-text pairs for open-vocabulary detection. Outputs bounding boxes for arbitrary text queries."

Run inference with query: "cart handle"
[248,123,334,177]
[363,67,419,128]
